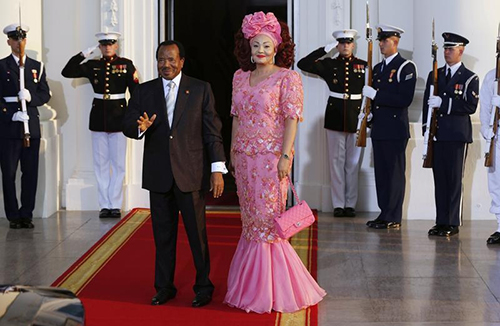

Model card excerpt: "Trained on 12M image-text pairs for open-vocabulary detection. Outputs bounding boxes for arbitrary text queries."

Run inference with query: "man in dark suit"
[297,29,366,218]
[0,24,51,229]
[123,40,226,307]
[423,33,479,237]
[362,24,417,229]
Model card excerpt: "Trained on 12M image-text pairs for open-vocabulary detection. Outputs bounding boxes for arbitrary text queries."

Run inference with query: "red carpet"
[52,208,320,325]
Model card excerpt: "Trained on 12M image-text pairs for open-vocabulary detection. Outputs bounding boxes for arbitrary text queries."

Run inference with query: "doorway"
[164,0,289,206]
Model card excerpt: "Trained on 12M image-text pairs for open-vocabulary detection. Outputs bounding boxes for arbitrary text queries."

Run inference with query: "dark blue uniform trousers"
[432,141,466,226]
[0,138,40,221]
[372,139,408,223]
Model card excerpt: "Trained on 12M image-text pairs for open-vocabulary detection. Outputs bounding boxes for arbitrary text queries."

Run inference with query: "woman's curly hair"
[234,21,295,71]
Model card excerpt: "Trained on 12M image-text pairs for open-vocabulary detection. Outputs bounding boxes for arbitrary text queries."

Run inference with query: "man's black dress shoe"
[9,221,23,229]
[99,209,111,218]
[437,225,459,237]
[344,207,356,217]
[109,209,121,218]
[192,293,212,308]
[428,225,443,236]
[21,221,34,229]
[151,289,176,305]
[366,217,381,227]
[487,232,500,244]
[369,220,401,229]
[333,207,345,217]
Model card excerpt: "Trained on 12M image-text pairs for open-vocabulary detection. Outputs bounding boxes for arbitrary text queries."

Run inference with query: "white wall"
[294,0,499,220]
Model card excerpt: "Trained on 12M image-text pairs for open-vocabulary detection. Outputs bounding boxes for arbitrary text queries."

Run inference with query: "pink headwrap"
[241,11,282,46]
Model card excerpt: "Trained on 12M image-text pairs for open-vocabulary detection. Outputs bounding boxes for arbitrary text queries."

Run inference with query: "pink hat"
[241,11,282,46]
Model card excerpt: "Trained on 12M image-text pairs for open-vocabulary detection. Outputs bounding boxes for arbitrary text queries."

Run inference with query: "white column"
[407,0,500,220]
[294,0,351,211]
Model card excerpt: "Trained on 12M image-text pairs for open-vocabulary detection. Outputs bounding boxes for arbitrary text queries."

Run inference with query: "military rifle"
[355,1,372,147]
[422,19,439,168]
[18,6,30,147]
[484,24,500,167]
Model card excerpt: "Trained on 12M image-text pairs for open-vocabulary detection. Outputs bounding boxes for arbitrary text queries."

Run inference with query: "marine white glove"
[481,126,495,140]
[362,86,377,100]
[324,41,339,53]
[82,44,99,58]
[428,95,442,108]
[492,94,500,108]
[358,111,373,122]
[12,111,29,122]
[18,89,31,102]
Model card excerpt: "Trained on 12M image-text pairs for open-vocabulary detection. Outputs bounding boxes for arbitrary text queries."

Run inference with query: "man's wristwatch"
[281,153,290,160]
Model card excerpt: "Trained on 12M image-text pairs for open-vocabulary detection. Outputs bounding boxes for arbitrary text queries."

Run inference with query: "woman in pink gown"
[224,12,326,314]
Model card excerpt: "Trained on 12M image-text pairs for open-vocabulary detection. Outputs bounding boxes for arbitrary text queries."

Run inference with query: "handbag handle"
[279,176,301,212]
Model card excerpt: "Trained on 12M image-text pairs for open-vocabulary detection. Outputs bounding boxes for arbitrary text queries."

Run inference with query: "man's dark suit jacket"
[123,74,225,193]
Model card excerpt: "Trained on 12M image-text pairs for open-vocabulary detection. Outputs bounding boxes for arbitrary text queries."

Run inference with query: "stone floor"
[1,210,500,325]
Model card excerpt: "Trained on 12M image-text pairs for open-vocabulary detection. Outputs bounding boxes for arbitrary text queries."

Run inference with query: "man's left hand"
[18,89,31,102]
[210,172,224,198]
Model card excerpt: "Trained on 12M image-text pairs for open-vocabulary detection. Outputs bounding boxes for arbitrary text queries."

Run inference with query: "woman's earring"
[272,54,276,64]
[251,56,255,63]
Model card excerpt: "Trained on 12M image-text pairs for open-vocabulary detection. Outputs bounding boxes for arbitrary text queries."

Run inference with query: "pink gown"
[224,68,326,313]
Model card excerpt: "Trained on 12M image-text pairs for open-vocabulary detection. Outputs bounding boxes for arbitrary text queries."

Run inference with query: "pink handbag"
[274,176,316,239]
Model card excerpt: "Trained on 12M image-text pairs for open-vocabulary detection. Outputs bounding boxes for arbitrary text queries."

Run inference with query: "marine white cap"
[95,31,121,44]
[332,29,358,43]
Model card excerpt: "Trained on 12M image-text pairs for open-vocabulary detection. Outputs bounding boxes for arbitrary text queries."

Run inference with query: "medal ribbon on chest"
[32,69,38,83]
[454,84,463,95]
[388,69,396,83]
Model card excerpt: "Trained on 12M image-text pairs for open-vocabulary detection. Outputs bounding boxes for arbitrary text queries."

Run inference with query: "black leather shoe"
[344,207,356,217]
[366,217,381,227]
[151,289,176,305]
[192,293,212,308]
[109,209,121,218]
[437,225,459,237]
[9,221,23,229]
[487,232,500,244]
[21,221,34,229]
[370,220,401,229]
[428,225,443,236]
[99,209,111,218]
[333,207,345,217]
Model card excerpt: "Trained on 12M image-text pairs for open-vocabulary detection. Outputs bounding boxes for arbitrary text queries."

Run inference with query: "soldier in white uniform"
[298,30,366,217]
[62,32,139,218]
[480,67,500,244]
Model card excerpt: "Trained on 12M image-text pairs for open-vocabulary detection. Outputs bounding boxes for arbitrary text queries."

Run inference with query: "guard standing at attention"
[298,29,366,218]
[62,31,139,218]
[424,33,479,237]
[363,24,417,229]
[0,23,51,229]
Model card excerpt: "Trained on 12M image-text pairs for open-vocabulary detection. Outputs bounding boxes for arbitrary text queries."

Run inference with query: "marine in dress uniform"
[423,33,479,237]
[62,31,139,218]
[363,24,417,229]
[297,30,366,218]
[480,67,500,244]
[0,24,51,229]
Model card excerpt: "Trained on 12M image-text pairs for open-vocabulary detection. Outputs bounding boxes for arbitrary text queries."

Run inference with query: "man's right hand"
[82,44,99,58]
[324,41,339,53]
[137,112,157,132]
